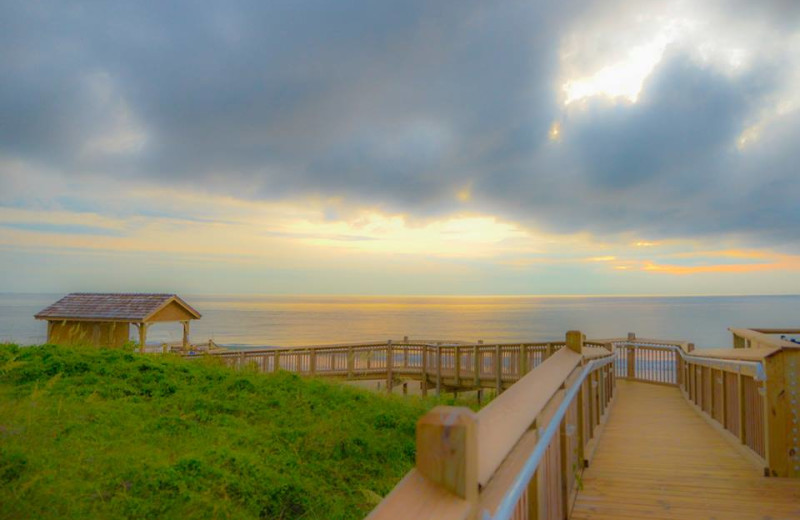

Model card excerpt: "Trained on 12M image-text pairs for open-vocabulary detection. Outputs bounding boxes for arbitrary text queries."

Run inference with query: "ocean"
[1,293,798,349]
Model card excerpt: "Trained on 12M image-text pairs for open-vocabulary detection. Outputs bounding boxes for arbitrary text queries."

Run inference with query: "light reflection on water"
[1,293,798,349]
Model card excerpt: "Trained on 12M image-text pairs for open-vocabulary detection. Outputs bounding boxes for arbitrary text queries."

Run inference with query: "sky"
[1,0,800,295]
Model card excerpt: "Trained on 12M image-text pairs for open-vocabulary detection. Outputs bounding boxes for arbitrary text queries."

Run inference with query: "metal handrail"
[617,341,767,381]
[483,353,616,520]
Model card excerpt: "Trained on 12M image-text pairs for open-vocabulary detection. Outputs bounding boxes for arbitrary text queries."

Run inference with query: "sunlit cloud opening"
[562,35,673,105]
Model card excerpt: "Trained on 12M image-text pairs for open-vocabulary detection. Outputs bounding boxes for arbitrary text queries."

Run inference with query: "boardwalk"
[571,380,800,520]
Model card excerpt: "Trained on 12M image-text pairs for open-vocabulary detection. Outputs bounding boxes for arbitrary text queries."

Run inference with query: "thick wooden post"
[566,330,584,354]
[519,344,527,377]
[495,345,502,395]
[546,342,555,359]
[273,350,280,372]
[416,406,479,505]
[309,348,316,376]
[763,349,799,477]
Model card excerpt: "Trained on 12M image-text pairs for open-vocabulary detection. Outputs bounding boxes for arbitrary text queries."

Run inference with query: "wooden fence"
[200,339,613,396]
[610,330,799,479]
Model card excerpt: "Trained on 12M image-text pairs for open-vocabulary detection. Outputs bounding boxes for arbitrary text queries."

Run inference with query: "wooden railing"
[366,331,616,520]
[197,339,613,396]
[609,330,799,479]
[194,328,798,518]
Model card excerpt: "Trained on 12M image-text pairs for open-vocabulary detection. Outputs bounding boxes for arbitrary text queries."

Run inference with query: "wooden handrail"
[478,347,581,486]
[729,327,797,349]
[367,331,617,520]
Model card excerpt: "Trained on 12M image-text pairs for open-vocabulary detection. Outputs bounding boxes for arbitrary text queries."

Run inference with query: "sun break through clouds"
[1,0,800,294]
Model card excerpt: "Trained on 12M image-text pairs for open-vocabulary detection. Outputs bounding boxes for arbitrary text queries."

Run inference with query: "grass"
[0,344,468,520]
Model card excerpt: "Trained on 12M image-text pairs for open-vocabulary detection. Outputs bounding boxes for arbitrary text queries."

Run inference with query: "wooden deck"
[571,380,800,520]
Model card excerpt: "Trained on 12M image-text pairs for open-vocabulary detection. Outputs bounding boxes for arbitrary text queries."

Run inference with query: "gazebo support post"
[182,321,190,351]
[137,323,149,353]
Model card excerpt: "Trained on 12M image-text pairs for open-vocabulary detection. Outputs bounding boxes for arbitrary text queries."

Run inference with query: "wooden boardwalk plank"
[571,380,800,520]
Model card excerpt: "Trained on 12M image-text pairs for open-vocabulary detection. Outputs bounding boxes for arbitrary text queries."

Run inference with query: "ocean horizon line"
[2,292,799,299]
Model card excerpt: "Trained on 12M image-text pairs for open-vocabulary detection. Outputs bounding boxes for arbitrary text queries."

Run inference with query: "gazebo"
[35,293,202,352]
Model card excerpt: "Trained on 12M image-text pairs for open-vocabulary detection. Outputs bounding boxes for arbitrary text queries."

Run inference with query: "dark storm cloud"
[1,1,798,243]
[478,53,795,239]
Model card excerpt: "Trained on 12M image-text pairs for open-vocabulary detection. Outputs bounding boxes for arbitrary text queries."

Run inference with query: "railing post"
[495,345,502,395]
[309,349,316,376]
[720,369,728,428]
[473,345,480,388]
[416,406,479,506]
[577,380,586,467]
[763,349,800,477]
[454,345,461,387]
[599,364,606,412]
[421,346,429,397]
[347,346,354,379]
[626,347,636,379]
[547,342,555,358]
[625,332,636,380]
[559,413,569,515]
[386,341,394,394]
[436,346,443,397]
[519,344,528,377]
[737,372,746,444]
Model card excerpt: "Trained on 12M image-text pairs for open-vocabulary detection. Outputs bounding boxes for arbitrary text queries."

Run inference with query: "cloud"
[1,0,799,252]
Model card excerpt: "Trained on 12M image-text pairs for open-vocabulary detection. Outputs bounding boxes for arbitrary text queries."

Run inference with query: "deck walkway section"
[571,380,800,520]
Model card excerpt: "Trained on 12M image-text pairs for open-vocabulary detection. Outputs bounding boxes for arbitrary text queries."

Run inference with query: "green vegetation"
[0,344,455,519]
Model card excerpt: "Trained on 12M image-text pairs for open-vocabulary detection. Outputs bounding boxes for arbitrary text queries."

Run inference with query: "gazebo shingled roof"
[35,293,201,322]
[35,293,202,351]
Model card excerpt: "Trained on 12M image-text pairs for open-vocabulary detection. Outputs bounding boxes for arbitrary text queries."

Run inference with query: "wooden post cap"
[416,406,479,503]
[566,330,584,354]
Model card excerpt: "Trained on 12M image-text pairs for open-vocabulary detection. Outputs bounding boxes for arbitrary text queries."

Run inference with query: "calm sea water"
[1,293,798,349]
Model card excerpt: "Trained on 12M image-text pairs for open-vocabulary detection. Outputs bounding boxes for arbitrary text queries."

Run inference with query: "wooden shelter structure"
[35,293,201,352]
